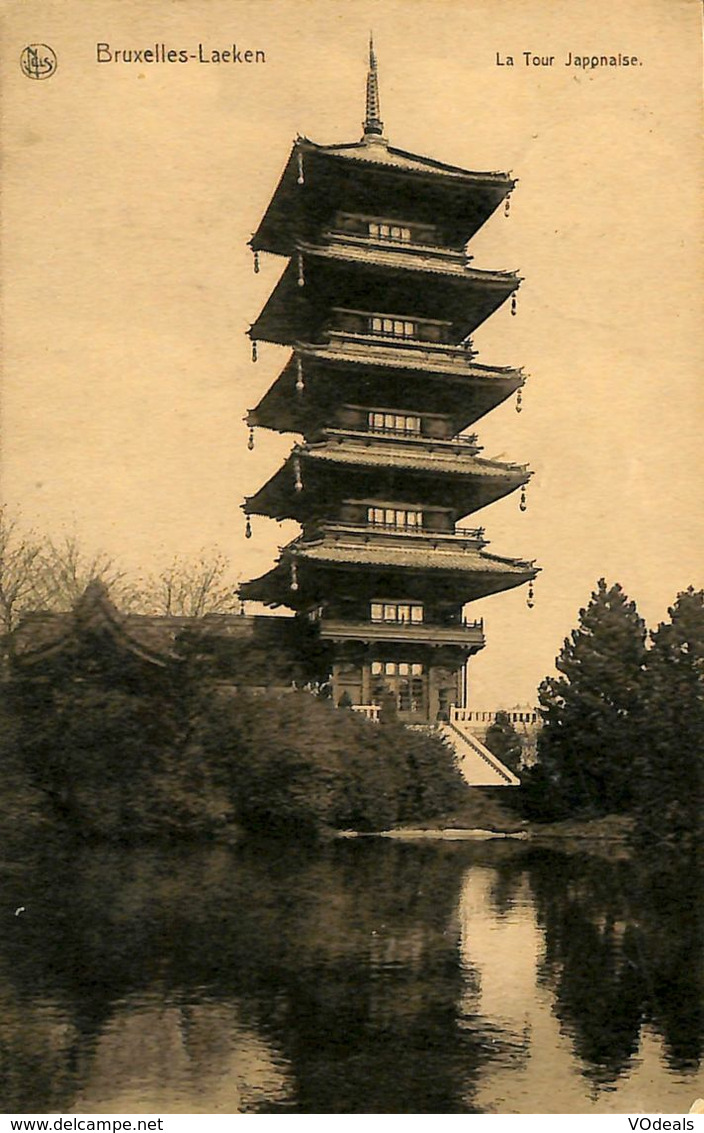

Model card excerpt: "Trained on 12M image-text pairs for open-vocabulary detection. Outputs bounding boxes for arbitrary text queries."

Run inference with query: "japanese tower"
[240,41,537,723]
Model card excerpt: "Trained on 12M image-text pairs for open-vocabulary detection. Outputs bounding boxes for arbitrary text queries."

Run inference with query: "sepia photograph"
[0,0,702,1116]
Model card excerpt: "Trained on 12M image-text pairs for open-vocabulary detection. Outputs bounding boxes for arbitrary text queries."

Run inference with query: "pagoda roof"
[308,138,513,182]
[11,580,184,676]
[294,539,533,574]
[244,437,528,521]
[251,137,515,257]
[247,343,523,434]
[240,532,536,606]
[249,245,519,347]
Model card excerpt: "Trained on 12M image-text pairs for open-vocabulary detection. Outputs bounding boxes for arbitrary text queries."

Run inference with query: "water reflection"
[0,840,699,1113]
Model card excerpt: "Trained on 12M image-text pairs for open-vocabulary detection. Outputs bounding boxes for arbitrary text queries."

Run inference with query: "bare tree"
[40,535,140,612]
[141,551,240,617]
[0,507,46,635]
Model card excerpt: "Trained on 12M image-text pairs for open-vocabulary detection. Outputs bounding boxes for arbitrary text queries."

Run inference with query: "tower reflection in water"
[0,841,699,1113]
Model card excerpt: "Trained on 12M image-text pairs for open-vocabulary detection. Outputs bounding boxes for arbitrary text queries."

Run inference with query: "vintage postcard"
[0,0,701,1117]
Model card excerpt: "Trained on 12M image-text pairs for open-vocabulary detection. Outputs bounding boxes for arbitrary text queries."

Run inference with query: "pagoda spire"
[363,34,384,139]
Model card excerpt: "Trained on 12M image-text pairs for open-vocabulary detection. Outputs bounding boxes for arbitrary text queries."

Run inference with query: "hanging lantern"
[297,151,305,185]
[245,515,252,539]
[527,579,535,610]
[253,248,260,274]
[251,339,258,363]
[295,355,305,393]
[515,387,523,414]
[504,195,511,217]
[290,560,299,591]
[293,455,303,492]
[511,293,518,317]
[297,251,305,288]
[247,426,255,451]
[239,599,246,616]
[519,484,527,512]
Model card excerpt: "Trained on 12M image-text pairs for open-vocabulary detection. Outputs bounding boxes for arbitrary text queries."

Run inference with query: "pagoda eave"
[246,348,524,435]
[248,252,519,348]
[239,550,536,609]
[243,449,529,522]
[250,139,516,258]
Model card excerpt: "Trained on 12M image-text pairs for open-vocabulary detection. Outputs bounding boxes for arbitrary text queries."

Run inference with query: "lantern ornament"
[245,515,252,539]
[293,455,303,492]
[519,484,528,512]
[297,251,305,288]
[527,579,535,609]
[515,387,523,414]
[295,355,305,393]
[504,195,511,217]
[511,292,518,317]
[297,151,305,185]
[290,560,299,591]
[247,426,255,451]
[253,248,260,274]
[251,339,258,363]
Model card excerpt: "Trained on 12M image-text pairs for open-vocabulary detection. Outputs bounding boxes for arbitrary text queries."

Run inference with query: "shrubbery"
[196,689,467,837]
[4,681,468,841]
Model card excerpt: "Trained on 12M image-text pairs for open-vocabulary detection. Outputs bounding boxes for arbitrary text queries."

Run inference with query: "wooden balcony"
[319,618,485,647]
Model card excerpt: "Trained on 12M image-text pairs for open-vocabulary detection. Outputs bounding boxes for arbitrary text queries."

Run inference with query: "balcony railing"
[320,520,486,542]
[351,703,381,723]
[319,619,485,646]
[364,424,479,445]
[451,706,539,727]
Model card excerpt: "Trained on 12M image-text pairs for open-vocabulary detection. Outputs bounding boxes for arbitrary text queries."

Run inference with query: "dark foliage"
[12,679,230,840]
[484,711,523,774]
[524,580,647,821]
[196,689,468,837]
[632,588,704,848]
[4,677,468,841]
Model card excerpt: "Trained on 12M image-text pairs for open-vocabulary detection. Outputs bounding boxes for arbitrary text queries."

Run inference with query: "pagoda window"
[371,661,424,677]
[368,411,422,435]
[368,221,412,243]
[370,602,424,625]
[369,316,417,339]
[367,506,423,530]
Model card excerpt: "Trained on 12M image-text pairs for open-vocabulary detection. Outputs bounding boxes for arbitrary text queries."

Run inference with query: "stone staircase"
[439,717,520,787]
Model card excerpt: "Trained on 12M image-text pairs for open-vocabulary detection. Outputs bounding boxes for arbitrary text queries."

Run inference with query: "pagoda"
[240,41,537,724]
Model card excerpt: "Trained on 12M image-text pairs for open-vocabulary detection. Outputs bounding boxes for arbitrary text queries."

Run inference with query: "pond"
[0,838,700,1113]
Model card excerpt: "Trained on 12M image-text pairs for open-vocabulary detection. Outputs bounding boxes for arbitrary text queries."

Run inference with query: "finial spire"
[363,33,384,139]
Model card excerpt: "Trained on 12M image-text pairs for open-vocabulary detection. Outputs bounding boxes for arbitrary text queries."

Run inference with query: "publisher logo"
[20,44,57,80]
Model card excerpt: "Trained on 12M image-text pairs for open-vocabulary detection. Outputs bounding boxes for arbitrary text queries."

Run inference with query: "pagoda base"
[330,640,478,723]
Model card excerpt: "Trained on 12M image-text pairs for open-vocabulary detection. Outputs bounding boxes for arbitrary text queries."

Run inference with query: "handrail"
[443,719,517,785]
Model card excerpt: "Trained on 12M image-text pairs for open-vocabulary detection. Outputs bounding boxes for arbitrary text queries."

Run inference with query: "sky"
[1,0,702,706]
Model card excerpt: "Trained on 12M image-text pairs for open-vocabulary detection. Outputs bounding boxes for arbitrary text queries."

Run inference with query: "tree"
[40,534,139,611]
[0,511,138,643]
[485,711,523,775]
[140,551,240,617]
[0,507,45,637]
[634,588,704,846]
[529,580,647,819]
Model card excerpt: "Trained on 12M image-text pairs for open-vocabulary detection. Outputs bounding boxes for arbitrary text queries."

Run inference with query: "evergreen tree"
[635,587,704,846]
[530,580,647,819]
[485,711,523,775]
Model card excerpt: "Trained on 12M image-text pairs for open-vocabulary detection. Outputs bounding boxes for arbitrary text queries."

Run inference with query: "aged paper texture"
[0,0,702,1116]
